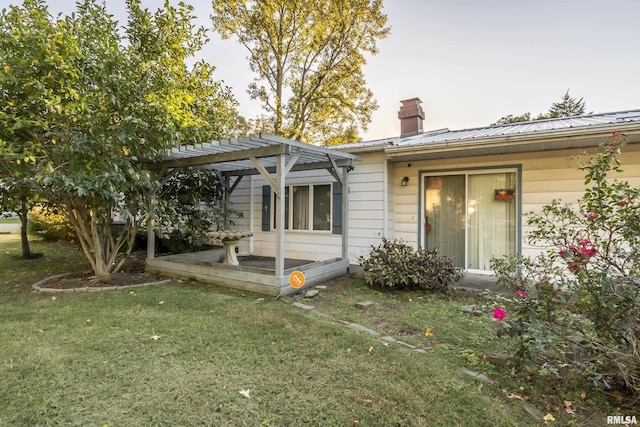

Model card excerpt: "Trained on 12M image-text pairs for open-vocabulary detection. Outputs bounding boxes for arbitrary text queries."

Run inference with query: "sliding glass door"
[423,170,517,271]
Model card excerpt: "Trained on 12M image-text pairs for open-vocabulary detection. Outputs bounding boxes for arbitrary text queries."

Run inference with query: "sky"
[9,0,640,141]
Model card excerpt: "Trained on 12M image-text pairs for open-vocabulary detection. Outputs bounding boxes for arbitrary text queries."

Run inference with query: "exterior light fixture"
[401,176,409,186]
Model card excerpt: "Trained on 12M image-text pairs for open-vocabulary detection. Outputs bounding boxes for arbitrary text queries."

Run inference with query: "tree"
[155,167,226,253]
[491,112,532,126]
[0,0,237,280]
[211,0,389,145]
[0,176,39,258]
[547,89,589,118]
[491,90,590,125]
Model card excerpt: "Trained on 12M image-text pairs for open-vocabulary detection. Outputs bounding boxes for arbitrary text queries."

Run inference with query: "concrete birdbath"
[206,230,253,266]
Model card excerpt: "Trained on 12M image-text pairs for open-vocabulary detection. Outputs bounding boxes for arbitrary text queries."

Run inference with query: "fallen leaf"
[580,391,587,399]
[239,389,251,399]
[506,393,524,400]
[611,391,623,403]
[150,335,161,341]
[261,419,269,425]
[543,413,555,423]
[368,346,373,354]
[476,383,483,393]
[425,327,434,337]
[565,407,575,415]
[158,301,164,305]
[563,400,572,408]
[351,420,359,425]
[86,319,92,324]
[361,399,372,404]
[51,296,57,301]
[383,342,389,347]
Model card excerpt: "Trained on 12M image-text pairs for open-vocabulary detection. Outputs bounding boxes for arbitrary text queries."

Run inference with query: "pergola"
[144,133,359,295]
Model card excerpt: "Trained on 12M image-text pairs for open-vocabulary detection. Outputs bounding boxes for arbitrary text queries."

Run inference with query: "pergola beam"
[250,157,281,198]
[223,158,354,177]
[149,144,289,170]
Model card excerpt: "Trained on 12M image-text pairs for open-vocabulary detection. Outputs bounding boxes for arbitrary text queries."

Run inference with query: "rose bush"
[491,134,640,397]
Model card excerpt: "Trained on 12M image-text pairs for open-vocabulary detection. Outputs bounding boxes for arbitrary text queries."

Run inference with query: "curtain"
[292,186,309,230]
[467,173,516,270]
[424,175,466,267]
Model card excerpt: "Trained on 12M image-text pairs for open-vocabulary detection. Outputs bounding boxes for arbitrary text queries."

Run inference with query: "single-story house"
[229,98,640,271]
[147,98,640,294]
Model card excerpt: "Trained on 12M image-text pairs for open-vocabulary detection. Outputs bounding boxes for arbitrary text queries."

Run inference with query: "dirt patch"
[41,251,165,289]
[372,319,422,337]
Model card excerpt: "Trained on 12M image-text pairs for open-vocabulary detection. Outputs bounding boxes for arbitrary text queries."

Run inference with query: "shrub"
[28,206,75,242]
[359,238,462,291]
[155,167,236,252]
[491,134,640,398]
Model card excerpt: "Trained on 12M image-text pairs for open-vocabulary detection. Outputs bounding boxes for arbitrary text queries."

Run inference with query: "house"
[229,98,640,274]
[146,99,640,295]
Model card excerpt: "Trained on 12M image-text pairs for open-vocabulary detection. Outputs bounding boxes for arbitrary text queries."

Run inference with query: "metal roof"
[152,133,359,176]
[395,109,640,148]
[335,109,640,160]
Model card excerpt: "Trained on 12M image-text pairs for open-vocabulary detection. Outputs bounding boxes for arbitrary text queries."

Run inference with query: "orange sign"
[289,271,305,288]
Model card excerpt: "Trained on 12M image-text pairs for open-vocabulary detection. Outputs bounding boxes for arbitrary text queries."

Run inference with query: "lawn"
[0,231,616,426]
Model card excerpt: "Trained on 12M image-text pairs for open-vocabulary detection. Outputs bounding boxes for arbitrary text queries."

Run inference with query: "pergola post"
[342,166,349,260]
[275,153,286,277]
[223,174,230,230]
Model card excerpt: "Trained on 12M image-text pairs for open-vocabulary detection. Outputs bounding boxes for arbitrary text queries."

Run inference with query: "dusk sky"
[14,0,640,141]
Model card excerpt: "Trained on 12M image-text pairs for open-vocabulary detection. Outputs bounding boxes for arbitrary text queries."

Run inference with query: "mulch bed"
[42,251,166,289]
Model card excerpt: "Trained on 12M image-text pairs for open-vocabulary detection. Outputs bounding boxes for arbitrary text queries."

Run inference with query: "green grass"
[0,217,19,224]
[0,233,616,426]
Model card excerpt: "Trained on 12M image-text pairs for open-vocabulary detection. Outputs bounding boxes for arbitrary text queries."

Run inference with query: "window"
[269,184,334,232]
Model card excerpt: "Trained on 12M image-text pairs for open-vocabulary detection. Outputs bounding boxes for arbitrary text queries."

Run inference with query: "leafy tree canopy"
[211,0,390,145]
[491,89,590,125]
[0,0,237,278]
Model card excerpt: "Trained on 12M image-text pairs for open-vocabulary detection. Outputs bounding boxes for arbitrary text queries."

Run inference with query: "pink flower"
[580,246,597,257]
[619,199,628,207]
[517,290,526,297]
[493,307,506,321]
[583,211,598,219]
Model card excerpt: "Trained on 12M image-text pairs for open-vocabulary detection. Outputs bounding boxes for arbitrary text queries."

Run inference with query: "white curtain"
[424,175,466,267]
[292,186,309,230]
[467,173,516,270]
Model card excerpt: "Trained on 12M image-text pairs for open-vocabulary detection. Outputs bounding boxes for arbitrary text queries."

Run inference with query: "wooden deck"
[145,249,349,296]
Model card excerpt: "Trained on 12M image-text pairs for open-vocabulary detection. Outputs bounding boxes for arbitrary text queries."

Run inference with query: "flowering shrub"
[491,134,640,397]
[28,205,75,242]
[492,307,506,321]
[557,237,597,273]
[359,238,462,291]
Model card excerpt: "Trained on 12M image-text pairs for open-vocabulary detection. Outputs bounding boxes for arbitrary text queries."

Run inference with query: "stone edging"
[32,270,171,293]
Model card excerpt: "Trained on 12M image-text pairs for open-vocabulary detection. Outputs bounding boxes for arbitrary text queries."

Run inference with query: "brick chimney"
[398,97,424,137]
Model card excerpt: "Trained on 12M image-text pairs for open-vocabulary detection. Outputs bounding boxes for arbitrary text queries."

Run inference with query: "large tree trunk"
[18,211,31,259]
[66,199,137,281]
